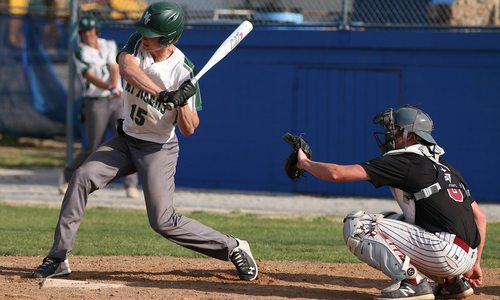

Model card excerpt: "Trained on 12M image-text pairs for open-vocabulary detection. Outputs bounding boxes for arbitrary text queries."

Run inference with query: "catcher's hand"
[282,132,312,179]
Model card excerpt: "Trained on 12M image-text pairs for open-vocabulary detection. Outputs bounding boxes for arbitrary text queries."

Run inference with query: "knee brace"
[343,210,415,281]
[379,211,405,221]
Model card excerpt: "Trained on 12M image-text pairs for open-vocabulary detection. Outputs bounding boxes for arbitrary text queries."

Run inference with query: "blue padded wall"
[104,27,500,202]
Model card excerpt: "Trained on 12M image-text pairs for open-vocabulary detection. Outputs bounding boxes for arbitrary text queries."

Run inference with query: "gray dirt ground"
[1,167,499,220]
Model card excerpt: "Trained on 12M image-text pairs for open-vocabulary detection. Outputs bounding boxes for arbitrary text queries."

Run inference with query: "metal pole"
[341,0,349,30]
[66,0,78,163]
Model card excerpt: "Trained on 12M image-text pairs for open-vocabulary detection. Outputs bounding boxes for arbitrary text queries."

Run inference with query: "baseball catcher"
[282,132,312,179]
[292,105,485,300]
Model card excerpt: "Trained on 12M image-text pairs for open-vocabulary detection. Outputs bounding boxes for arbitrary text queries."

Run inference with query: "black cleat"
[375,279,435,299]
[230,239,258,281]
[30,257,71,278]
[434,276,473,299]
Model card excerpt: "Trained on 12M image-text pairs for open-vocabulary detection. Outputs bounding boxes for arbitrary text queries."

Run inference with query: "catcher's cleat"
[433,276,473,299]
[31,257,71,278]
[230,239,258,281]
[374,279,435,300]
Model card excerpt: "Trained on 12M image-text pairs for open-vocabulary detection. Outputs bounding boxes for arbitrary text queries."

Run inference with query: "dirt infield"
[1,256,499,300]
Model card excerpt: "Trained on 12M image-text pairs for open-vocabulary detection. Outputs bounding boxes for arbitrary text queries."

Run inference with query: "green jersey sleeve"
[116,32,142,63]
[183,56,202,111]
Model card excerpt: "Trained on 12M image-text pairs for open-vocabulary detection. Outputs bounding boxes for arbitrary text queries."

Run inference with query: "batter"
[31,2,258,281]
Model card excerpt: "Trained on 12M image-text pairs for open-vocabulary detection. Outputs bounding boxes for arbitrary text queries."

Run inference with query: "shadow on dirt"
[2,265,386,299]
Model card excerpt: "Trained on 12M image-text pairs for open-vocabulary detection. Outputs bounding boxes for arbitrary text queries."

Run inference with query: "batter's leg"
[129,137,237,261]
[49,135,136,260]
[108,98,139,193]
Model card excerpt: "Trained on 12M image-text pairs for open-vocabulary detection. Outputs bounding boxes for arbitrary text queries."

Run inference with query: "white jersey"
[119,32,201,144]
[74,38,122,98]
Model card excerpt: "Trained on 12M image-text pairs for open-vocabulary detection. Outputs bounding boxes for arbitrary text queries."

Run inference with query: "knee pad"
[379,211,405,221]
[343,210,386,243]
[342,210,415,281]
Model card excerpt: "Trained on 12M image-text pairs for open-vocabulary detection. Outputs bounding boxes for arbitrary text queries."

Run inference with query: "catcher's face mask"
[373,108,398,153]
[373,105,437,153]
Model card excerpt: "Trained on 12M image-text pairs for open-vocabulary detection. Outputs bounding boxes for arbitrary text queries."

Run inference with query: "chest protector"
[384,144,470,224]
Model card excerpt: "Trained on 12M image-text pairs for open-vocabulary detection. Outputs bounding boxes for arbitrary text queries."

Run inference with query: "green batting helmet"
[134,2,184,46]
[78,15,100,32]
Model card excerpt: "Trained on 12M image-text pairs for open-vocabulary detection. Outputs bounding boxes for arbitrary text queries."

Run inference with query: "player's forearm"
[298,159,338,181]
[84,70,110,90]
[176,107,199,136]
[118,53,162,96]
[107,63,120,86]
[472,202,487,264]
[121,66,162,96]
[298,159,367,182]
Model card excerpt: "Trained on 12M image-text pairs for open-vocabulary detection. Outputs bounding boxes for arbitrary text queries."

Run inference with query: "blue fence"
[136,27,498,203]
[2,18,500,202]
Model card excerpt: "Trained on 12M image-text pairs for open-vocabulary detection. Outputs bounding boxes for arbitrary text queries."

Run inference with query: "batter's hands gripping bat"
[166,20,253,110]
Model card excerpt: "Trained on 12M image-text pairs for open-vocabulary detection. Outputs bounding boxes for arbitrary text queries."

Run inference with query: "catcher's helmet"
[373,105,436,153]
[134,2,184,46]
[78,15,100,32]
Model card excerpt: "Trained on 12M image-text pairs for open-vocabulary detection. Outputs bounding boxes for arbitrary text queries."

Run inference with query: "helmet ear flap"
[160,37,170,47]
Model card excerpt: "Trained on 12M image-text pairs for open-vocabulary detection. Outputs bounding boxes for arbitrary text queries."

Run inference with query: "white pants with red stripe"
[375,218,477,278]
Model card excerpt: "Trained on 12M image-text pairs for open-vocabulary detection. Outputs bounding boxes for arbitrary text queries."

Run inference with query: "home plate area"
[40,278,125,290]
[1,256,498,299]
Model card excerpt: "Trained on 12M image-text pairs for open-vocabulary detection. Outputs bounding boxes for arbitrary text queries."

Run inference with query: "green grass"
[0,204,498,267]
[0,153,65,168]
[0,135,67,168]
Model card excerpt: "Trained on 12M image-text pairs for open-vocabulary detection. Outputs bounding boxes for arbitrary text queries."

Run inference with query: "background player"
[31,2,258,281]
[59,15,140,199]
[293,105,486,299]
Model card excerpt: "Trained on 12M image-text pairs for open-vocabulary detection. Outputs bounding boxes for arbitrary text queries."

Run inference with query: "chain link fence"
[1,0,500,29]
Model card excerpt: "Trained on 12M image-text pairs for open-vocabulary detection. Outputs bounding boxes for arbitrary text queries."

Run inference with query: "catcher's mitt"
[282,132,312,179]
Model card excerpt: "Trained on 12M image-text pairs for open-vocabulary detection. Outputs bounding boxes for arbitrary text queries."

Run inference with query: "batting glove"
[158,80,196,109]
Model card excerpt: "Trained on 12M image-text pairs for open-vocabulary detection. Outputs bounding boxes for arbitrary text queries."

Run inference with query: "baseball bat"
[166,20,253,110]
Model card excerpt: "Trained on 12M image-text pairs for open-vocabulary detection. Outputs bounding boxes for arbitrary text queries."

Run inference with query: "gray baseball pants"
[63,97,137,189]
[49,134,237,261]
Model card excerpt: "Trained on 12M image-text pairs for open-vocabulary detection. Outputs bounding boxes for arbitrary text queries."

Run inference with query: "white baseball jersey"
[119,32,202,144]
[74,38,122,98]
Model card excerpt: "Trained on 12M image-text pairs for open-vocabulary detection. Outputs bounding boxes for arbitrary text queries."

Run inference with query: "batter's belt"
[116,119,151,145]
